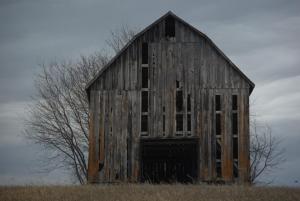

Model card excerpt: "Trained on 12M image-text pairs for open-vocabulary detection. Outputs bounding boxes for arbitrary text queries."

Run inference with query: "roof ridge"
[85,11,255,94]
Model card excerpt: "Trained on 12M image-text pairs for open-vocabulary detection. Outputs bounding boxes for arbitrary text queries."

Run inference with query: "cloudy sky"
[0,0,299,186]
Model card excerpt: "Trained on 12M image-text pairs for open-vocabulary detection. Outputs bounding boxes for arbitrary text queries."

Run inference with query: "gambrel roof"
[86,11,255,94]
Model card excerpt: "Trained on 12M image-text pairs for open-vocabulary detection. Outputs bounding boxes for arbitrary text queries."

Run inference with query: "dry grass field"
[0,184,300,201]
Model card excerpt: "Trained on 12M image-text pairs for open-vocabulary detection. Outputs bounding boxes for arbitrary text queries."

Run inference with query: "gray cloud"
[0,0,299,185]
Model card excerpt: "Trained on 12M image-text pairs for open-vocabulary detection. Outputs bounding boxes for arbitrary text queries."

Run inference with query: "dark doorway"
[140,138,198,183]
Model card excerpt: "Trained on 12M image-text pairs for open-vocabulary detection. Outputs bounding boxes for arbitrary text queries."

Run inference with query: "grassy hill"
[1,184,300,201]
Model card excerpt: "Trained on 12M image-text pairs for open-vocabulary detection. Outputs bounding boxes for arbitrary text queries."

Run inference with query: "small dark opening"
[163,106,165,112]
[142,43,148,64]
[187,94,191,112]
[216,113,221,136]
[165,16,175,37]
[215,95,221,111]
[216,139,221,160]
[232,113,238,135]
[176,80,180,89]
[232,95,238,111]
[176,114,183,131]
[141,115,148,132]
[216,161,222,178]
[176,91,183,112]
[142,67,148,88]
[187,114,191,131]
[142,91,148,112]
[233,137,238,159]
[99,162,104,171]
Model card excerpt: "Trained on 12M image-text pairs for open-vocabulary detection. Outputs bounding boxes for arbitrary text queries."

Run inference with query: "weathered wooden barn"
[86,11,255,184]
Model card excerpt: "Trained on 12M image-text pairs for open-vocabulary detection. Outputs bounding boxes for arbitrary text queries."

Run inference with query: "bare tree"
[25,24,283,184]
[25,28,136,184]
[249,119,285,184]
[106,25,137,54]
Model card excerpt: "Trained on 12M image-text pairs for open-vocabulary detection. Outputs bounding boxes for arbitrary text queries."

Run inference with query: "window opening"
[176,80,180,89]
[142,91,148,112]
[233,137,238,159]
[232,95,237,110]
[215,95,221,111]
[163,115,165,133]
[233,160,239,178]
[216,139,222,160]
[216,113,221,136]
[176,91,183,112]
[142,43,148,64]
[215,95,222,178]
[176,114,183,132]
[187,114,191,132]
[232,113,238,135]
[232,95,239,178]
[141,115,148,133]
[165,16,175,37]
[142,67,148,88]
[187,94,191,112]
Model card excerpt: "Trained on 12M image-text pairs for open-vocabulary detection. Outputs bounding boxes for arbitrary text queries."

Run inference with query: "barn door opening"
[141,138,198,183]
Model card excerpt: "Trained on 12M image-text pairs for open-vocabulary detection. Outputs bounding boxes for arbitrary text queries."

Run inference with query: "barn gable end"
[86,11,254,94]
[87,11,254,184]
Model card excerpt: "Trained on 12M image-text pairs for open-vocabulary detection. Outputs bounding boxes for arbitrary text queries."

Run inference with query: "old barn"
[86,11,255,184]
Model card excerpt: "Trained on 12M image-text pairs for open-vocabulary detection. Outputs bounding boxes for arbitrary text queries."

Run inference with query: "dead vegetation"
[0,184,299,201]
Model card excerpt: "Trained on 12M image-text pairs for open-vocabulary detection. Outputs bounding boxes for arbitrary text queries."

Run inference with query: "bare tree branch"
[24,27,136,184]
[106,25,138,54]
[249,119,286,184]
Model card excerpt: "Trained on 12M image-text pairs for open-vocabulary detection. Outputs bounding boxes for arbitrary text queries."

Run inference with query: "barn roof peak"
[86,11,255,94]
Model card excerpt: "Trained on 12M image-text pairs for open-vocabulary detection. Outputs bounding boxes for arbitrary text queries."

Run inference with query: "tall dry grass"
[0,184,299,201]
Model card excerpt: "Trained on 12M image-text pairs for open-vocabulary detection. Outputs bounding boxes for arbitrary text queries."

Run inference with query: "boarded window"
[142,43,148,64]
[141,115,148,132]
[232,113,238,135]
[142,91,148,112]
[176,114,183,131]
[142,67,148,88]
[187,94,191,112]
[233,137,238,159]
[216,113,221,136]
[165,16,175,37]
[187,114,191,131]
[215,95,221,111]
[232,95,238,111]
[176,91,183,112]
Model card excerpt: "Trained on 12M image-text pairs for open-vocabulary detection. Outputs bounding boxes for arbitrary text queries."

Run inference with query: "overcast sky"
[0,0,299,186]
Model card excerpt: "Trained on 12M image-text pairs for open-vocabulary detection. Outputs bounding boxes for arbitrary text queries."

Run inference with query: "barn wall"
[88,18,251,183]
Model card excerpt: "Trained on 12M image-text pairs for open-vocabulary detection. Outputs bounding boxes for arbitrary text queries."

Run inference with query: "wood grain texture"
[87,16,252,183]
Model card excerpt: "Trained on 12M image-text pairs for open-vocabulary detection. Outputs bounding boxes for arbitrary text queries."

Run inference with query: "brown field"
[0,184,300,201]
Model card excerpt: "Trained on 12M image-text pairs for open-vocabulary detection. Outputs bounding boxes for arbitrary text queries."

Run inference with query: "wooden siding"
[87,17,251,183]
